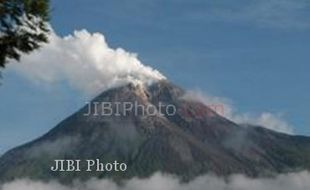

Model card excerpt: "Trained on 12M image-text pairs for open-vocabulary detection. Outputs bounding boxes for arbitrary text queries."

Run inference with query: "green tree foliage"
[0,0,50,68]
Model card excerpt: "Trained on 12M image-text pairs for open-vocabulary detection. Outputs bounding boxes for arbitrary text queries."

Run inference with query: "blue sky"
[1,0,310,154]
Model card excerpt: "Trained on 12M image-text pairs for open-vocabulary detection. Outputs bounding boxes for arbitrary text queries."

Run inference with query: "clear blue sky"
[1,0,310,154]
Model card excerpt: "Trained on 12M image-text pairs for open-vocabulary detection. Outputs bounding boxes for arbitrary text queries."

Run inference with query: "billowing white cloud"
[1,171,310,190]
[6,28,293,134]
[183,90,294,134]
[8,29,165,95]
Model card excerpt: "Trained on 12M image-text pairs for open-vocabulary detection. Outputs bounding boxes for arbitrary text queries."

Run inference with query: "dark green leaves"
[0,0,50,68]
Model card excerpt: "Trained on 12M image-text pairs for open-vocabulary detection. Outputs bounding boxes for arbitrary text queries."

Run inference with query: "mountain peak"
[1,81,310,184]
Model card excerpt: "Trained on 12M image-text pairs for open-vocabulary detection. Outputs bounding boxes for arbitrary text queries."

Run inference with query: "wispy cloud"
[185,0,310,29]
[183,90,294,134]
[78,0,310,30]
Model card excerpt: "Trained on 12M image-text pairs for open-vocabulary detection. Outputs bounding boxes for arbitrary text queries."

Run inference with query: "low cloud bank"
[8,29,165,95]
[1,171,310,190]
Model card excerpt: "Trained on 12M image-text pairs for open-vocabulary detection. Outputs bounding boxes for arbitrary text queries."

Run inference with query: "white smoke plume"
[8,29,165,95]
[6,28,293,134]
[1,171,310,190]
[183,90,294,134]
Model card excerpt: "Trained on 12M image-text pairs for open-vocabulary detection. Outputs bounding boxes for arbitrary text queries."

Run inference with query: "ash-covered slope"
[0,80,310,183]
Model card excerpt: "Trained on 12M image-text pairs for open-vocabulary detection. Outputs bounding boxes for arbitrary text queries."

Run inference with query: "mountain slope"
[0,80,310,183]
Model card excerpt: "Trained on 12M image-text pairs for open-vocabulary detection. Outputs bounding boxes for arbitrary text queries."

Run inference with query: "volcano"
[1,80,310,183]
